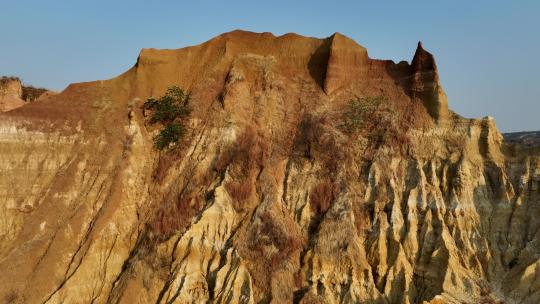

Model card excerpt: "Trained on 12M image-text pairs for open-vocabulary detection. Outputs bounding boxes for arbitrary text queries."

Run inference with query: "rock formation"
[0,77,53,112]
[0,30,539,304]
[0,77,25,112]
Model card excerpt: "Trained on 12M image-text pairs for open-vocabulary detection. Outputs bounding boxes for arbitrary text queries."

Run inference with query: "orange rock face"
[0,30,538,304]
[0,77,54,112]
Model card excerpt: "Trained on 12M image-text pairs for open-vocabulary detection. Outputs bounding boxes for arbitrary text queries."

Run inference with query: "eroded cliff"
[0,30,539,304]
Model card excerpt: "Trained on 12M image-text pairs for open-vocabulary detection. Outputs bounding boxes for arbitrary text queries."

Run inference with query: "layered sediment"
[0,30,539,304]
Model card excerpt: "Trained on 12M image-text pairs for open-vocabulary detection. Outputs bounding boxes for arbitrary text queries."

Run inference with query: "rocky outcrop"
[410,42,448,121]
[0,30,538,304]
[0,77,25,112]
[322,33,369,94]
[0,77,53,112]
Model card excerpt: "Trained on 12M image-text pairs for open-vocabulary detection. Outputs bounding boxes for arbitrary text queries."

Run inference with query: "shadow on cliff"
[384,60,414,98]
[307,38,332,91]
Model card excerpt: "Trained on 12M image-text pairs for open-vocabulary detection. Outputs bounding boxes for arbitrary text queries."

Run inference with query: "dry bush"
[294,272,303,288]
[339,97,383,133]
[0,76,20,86]
[293,114,347,174]
[427,300,446,304]
[238,211,304,297]
[214,148,232,173]
[478,297,504,304]
[214,128,268,176]
[336,96,417,159]
[293,114,326,159]
[236,129,268,175]
[479,281,492,297]
[352,201,370,233]
[271,239,302,269]
[214,128,269,209]
[22,85,48,102]
[310,180,336,215]
[150,195,200,239]
[477,281,505,304]
[3,290,18,303]
[153,153,176,182]
[298,292,325,304]
[255,211,303,269]
[225,180,253,211]
[214,128,269,213]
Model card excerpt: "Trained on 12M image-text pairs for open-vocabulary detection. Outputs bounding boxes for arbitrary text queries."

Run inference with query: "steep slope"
[0,30,539,304]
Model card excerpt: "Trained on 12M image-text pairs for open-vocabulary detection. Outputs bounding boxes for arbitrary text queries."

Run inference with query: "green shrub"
[143,86,192,150]
[340,96,383,133]
[153,123,187,150]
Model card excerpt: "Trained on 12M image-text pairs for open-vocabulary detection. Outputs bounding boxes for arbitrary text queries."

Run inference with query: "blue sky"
[1,1,538,132]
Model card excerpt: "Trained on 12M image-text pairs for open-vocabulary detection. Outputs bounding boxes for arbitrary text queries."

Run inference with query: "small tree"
[143,86,192,150]
[153,123,187,150]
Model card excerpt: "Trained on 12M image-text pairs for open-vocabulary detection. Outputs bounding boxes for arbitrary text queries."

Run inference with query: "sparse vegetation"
[339,96,383,133]
[214,129,266,174]
[292,113,347,174]
[310,180,336,215]
[478,281,505,304]
[225,180,252,210]
[22,85,48,102]
[151,194,199,238]
[257,211,303,268]
[337,95,414,158]
[3,289,18,303]
[295,114,326,159]
[352,199,370,234]
[143,86,192,150]
[0,76,20,85]
[217,129,269,212]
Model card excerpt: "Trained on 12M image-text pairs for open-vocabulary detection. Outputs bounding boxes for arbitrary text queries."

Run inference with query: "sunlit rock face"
[0,30,539,304]
[0,77,25,112]
[0,77,54,112]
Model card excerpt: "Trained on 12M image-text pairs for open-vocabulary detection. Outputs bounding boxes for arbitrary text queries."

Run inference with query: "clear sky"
[1,1,538,132]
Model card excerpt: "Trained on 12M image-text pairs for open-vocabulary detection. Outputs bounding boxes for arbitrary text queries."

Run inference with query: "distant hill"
[503,131,540,147]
